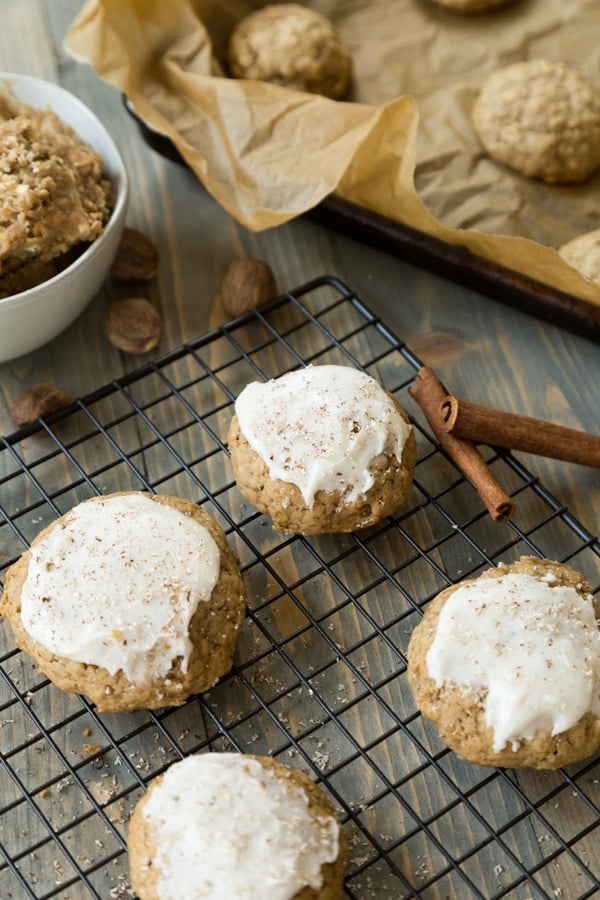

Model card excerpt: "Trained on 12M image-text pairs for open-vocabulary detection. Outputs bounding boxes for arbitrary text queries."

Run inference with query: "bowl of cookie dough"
[0,72,129,363]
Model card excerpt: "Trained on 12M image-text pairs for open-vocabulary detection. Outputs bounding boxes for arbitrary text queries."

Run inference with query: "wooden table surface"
[1,3,599,900]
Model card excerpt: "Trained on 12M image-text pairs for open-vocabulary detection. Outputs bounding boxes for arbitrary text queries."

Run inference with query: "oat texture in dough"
[227,364,416,535]
[472,60,600,183]
[0,492,246,713]
[227,3,352,100]
[407,556,600,769]
[559,229,600,286]
[0,92,113,298]
[128,753,349,900]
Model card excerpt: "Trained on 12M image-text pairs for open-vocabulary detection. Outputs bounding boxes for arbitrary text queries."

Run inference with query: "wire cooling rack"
[0,275,599,900]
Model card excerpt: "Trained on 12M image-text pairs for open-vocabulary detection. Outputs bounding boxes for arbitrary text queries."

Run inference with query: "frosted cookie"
[0,492,246,712]
[472,60,600,183]
[227,4,352,100]
[428,0,516,12]
[227,364,416,535]
[407,557,600,769]
[128,752,349,900]
[559,229,600,286]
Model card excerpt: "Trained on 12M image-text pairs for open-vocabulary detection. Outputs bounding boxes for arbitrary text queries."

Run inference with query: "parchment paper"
[64,0,600,306]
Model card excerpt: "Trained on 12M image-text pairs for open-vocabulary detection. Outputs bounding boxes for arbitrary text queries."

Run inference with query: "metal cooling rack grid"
[0,274,599,900]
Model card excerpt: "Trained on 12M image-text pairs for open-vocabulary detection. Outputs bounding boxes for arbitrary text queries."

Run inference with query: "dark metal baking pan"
[123,96,600,344]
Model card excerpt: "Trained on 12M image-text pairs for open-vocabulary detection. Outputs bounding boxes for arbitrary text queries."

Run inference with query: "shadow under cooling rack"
[0,275,599,900]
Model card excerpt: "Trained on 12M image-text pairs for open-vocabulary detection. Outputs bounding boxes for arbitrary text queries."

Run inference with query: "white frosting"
[234,365,412,505]
[426,572,600,753]
[20,494,220,684]
[141,753,340,900]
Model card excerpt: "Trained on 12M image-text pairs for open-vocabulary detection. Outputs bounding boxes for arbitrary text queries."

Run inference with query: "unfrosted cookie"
[407,556,600,769]
[0,492,246,712]
[428,0,516,12]
[472,60,600,183]
[227,364,416,535]
[128,752,349,900]
[559,229,600,285]
[227,3,352,100]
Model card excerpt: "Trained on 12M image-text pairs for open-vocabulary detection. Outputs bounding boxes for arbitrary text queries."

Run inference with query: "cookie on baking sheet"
[407,556,600,769]
[227,3,352,100]
[128,752,349,900]
[428,0,516,12]
[559,229,600,286]
[0,492,246,713]
[227,364,416,535]
[472,60,600,183]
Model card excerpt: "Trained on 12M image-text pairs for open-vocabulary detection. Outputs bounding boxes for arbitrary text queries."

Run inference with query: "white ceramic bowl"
[0,73,129,362]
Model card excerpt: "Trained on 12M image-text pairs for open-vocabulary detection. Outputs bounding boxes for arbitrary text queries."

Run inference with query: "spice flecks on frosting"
[234,365,412,505]
[141,753,339,900]
[20,494,220,684]
[426,572,600,753]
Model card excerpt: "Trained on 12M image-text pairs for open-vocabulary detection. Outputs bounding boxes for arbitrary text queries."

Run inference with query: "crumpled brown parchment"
[64,0,600,307]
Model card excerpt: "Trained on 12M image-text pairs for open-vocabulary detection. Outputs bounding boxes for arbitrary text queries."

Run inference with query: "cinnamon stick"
[440,396,600,469]
[409,367,516,523]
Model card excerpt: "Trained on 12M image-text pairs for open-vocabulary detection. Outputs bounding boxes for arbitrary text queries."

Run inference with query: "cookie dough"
[472,60,600,184]
[407,556,600,769]
[559,229,600,286]
[0,492,246,712]
[0,91,113,298]
[128,753,349,900]
[227,4,352,100]
[227,364,416,535]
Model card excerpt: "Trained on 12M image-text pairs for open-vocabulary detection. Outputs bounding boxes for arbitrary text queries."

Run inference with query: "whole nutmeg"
[220,258,277,319]
[104,297,162,354]
[110,227,159,281]
[10,383,71,429]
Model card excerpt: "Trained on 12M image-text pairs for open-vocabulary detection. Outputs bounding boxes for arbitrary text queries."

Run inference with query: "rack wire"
[0,275,598,900]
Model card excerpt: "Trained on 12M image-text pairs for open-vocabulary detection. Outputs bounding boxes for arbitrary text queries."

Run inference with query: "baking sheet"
[64,0,600,310]
[1,276,599,898]
[121,104,600,341]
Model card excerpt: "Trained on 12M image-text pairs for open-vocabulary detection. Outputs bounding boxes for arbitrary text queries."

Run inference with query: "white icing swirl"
[234,365,412,505]
[20,494,220,684]
[426,572,600,752]
[141,753,340,900]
